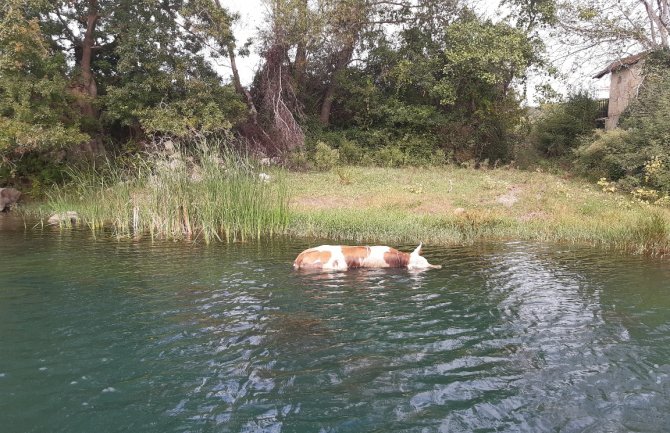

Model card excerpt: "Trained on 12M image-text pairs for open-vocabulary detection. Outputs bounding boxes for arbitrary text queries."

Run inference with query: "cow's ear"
[411,242,423,256]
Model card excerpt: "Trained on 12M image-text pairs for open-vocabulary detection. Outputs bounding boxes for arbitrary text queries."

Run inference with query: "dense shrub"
[338,139,364,164]
[374,146,407,167]
[312,141,340,171]
[292,130,450,170]
[574,50,670,197]
[574,129,635,181]
[532,91,600,157]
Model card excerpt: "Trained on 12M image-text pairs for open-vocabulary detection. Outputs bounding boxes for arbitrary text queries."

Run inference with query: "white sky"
[222,0,611,104]
[224,0,266,85]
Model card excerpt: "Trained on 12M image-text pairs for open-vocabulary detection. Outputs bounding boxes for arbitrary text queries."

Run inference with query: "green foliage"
[502,0,558,28]
[297,127,448,169]
[374,146,407,167]
[574,129,635,180]
[620,50,670,146]
[130,85,245,138]
[0,0,554,188]
[286,149,310,170]
[0,151,69,196]
[532,91,599,157]
[0,2,87,155]
[439,20,535,106]
[101,1,247,137]
[338,139,364,164]
[311,141,340,171]
[324,14,536,165]
[1,0,251,186]
[575,50,670,197]
[41,140,289,242]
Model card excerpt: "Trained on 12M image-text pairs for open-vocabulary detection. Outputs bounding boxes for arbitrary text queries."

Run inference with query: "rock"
[258,173,271,183]
[48,211,79,225]
[0,188,21,212]
[260,157,281,166]
[453,207,466,215]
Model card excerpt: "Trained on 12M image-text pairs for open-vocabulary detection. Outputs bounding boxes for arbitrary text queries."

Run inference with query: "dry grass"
[28,160,670,254]
[286,166,670,254]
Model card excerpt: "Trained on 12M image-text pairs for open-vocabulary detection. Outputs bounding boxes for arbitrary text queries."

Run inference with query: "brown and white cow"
[293,243,440,270]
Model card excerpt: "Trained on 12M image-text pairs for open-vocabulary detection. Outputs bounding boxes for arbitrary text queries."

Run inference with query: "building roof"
[593,52,648,79]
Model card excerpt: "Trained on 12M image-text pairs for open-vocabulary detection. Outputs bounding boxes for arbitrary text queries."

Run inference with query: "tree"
[36,0,246,143]
[93,0,246,140]
[502,0,557,30]
[0,1,87,157]
[317,5,539,162]
[313,0,452,125]
[48,0,105,121]
[564,1,666,48]
[316,0,369,125]
[181,0,259,123]
[545,0,670,64]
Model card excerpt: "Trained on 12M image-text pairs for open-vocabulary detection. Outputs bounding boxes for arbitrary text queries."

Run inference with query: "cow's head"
[408,243,441,270]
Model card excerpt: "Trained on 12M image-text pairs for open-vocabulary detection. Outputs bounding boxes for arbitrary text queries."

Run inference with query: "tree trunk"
[640,0,669,48]
[318,44,355,126]
[227,44,258,124]
[293,0,308,84]
[319,85,337,125]
[211,0,259,123]
[79,0,99,118]
[68,0,105,160]
[294,42,307,84]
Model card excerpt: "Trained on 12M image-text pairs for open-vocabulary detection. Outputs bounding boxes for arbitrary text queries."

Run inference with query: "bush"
[533,91,599,157]
[574,129,634,180]
[303,126,448,168]
[575,50,670,195]
[338,139,364,164]
[311,141,339,170]
[374,146,407,167]
[286,149,311,170]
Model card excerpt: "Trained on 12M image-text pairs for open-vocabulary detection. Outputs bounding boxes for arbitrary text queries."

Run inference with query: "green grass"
[286,166,670,254]
[25,158,670,254]
[30,144,289,243]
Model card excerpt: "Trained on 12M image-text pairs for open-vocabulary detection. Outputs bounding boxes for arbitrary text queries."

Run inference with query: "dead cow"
[293,243,441,270]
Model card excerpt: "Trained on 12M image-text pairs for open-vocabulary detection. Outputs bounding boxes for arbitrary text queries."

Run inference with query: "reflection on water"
[1,219,670,432]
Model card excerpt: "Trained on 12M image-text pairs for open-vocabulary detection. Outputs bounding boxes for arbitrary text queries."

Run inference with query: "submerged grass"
[33,143,289,242]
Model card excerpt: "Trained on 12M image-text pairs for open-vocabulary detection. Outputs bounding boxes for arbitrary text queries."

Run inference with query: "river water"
[1,214,670,432]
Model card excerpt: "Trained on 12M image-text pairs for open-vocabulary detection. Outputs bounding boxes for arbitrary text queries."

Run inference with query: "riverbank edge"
[17,166,670,255]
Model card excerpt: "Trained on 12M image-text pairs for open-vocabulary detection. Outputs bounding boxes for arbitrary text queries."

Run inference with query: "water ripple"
[2,230,670,431]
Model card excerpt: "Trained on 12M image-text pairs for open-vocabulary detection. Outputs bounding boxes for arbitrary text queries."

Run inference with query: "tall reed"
[41,140,289,242]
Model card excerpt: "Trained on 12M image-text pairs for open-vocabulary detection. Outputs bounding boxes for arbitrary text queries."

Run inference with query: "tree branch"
[640,0,669,47]
[55,9,82,46]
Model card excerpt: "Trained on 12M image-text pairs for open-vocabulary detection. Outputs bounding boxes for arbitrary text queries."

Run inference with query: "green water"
[1,215,670,432]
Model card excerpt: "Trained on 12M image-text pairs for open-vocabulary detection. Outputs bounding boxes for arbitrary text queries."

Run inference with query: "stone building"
[593,52,647,130]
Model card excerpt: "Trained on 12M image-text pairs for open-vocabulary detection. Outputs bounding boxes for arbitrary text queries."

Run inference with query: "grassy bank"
[31,147,289,242]
[24,158,670,254]
[286,166,670,254]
